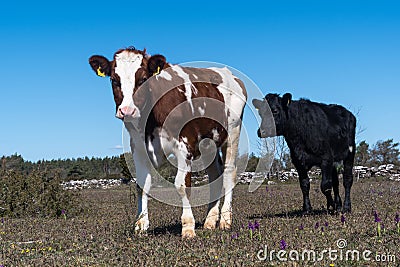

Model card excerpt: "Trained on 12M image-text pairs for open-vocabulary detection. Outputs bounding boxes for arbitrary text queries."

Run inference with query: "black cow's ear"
[148,54,166,76]
[252,99,264,110]
[282,93,292,107]
[89,55,111,77]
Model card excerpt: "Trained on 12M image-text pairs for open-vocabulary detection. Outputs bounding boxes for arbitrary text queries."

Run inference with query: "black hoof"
[342,206,351,213]
[302,207,312,215]
[334,196,342,209]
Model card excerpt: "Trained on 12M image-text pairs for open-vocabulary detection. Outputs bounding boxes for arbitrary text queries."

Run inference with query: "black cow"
[253,93,356,213]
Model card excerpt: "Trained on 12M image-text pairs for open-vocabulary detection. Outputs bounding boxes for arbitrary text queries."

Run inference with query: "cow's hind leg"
[332,167,342,212]
[219,125,241,230]
[296,166,312,214]
[175,157,196,238]
[204,153,223,230]
[321,161,335,212]
[343,154,354,213]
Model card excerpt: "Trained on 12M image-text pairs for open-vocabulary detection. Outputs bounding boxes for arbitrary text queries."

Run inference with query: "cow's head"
[252,93,292,138]
[89,47,167,119]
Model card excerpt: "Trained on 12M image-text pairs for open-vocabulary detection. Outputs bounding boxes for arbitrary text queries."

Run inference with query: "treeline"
[1,138,398,180]
[1,154,123,180]
[355,139,400,166]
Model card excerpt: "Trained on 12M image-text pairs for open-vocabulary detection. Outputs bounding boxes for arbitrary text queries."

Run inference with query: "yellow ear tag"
[97,67,106,77]
[287,99,291,105]
[153,66,161,76]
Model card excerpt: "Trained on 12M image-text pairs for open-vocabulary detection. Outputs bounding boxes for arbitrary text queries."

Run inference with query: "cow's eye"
[271,109,279,114]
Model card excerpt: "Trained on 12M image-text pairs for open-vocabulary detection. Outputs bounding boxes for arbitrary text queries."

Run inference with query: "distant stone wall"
[62,164,400,190]
[62,179,125,190]
[353,164,400,181]
[236,164,400,184]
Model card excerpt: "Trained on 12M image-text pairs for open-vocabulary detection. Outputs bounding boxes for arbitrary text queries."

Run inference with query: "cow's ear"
[89,55,111,77]
[282,93,292,108]
[147,54,166,76]
[252,99,264,110]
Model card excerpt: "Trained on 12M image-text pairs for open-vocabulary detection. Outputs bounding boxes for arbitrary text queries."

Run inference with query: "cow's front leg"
[133,153,152,235]
[331,167,342,212]
[135,185,150,234]
[175,157,196,238]
[321,161,335,212]
[296,167,312,214]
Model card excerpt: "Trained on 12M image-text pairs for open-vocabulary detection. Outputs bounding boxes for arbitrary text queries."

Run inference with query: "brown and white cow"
[89,47,247,238]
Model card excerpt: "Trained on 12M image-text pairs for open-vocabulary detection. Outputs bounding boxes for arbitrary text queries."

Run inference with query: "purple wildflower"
[248,222,255,231]
[231,233,239,239]
[254,221,260,230]
[324,222,329,227]
[299,224,304,230]
[321,227,324,232]
[395,213,399,224]
[61,209,66,215]
[341,214,346,224]
[265,185,269,193]
[279,239,287,250]
[374,211,381,223]
[1,218,4,224]
[248,221,256,239]
[315,222,319,229]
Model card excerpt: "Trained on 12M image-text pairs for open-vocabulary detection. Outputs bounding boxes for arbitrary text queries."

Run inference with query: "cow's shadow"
[149,222,203,236]
[248,209,331,219]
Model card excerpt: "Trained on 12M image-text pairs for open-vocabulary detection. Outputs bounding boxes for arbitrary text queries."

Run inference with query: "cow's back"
[287,100,355,163]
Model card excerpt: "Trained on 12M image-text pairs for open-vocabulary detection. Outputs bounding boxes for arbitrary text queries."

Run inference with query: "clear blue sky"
[1,0,399,161]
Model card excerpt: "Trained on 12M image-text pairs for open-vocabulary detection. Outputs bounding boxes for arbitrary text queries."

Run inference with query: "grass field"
[1,178,399,266]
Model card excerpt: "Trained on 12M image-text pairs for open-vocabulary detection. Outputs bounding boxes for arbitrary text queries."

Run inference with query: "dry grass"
[1,178,399,266]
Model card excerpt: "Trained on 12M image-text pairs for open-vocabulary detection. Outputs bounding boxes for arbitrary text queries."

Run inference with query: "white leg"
[204,153,223,229]
[133,150,151,234]
[175,157,196,238]
[220,125,241,230]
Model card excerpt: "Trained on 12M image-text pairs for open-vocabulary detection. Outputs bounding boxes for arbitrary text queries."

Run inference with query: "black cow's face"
[252,93,292,138]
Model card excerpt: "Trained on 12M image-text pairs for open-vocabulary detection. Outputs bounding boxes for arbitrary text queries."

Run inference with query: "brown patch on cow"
[234,77,247,99]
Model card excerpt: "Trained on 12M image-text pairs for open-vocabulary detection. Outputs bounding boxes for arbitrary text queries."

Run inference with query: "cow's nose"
[117,106,135,119]
[120,107,135,116]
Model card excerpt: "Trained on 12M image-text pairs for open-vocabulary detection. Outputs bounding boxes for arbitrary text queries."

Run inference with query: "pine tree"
[355,140,370,166]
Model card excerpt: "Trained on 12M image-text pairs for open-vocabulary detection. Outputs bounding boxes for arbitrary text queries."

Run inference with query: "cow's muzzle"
[116,106,136,119]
